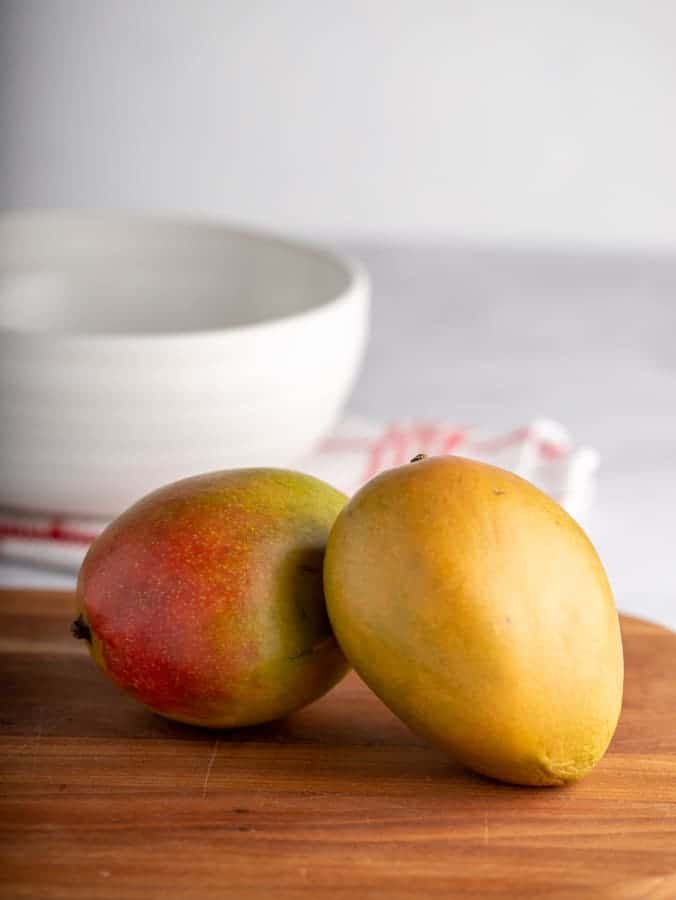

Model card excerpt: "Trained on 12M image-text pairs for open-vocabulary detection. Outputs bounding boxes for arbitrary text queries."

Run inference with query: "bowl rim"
[0,208,370,342]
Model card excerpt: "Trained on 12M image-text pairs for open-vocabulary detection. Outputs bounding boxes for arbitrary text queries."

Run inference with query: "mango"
[74,469,349,727]
[324,455,623,786]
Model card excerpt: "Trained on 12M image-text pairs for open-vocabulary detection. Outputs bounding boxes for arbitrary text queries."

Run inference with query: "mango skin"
[77,468,349,727]
[324,456,624,786]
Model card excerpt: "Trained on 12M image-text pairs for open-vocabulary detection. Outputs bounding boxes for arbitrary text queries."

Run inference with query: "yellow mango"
[324,456,623,786]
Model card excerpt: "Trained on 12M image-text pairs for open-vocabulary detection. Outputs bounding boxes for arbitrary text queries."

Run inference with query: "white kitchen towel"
[0,417,599,573]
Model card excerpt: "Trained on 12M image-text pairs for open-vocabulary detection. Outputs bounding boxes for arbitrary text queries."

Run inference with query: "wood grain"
[1,590,675,899]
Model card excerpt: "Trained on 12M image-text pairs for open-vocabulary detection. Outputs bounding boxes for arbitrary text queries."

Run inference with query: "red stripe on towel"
[0,521,96,546]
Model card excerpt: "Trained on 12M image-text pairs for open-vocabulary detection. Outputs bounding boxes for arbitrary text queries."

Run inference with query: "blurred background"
[1,1,675,625]
[3,1,676,246]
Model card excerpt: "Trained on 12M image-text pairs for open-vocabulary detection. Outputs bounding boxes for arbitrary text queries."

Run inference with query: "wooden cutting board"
[1,589,675,899]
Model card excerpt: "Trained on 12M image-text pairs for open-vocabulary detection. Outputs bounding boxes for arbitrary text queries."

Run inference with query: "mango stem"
[71,614,92,643]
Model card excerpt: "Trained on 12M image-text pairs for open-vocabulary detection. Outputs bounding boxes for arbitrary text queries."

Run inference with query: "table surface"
[2,590,676,899]
[2,242,675,628]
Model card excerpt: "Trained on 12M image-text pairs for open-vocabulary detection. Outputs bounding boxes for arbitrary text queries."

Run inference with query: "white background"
[3,0,676,247]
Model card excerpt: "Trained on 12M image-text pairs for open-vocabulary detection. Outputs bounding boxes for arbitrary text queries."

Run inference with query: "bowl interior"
[0,212,352,335]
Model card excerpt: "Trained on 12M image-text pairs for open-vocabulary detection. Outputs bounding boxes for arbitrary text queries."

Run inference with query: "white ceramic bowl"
[0,210,370,516]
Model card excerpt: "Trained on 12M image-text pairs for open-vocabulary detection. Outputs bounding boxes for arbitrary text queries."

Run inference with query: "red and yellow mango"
[75,468,349,727]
